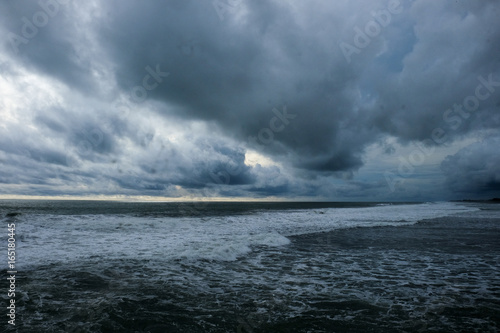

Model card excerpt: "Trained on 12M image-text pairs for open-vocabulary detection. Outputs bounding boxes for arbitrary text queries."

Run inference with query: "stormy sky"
[0,0,499,201]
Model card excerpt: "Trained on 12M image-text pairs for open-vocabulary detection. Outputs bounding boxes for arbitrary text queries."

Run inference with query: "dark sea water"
[1,200,499,332]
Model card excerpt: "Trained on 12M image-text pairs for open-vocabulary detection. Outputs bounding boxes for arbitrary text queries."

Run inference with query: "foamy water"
[13,202,478,267]
[2,201,498,332]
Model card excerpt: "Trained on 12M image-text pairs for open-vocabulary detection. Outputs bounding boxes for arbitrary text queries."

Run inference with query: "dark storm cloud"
[166,141,256,188]
[441,135,500,197]
[368,1,500,143]
[0,0,99,94]
[87,0,381,172]
[1,0,499,198]
[91,0,500,169]
[31,106,118,163]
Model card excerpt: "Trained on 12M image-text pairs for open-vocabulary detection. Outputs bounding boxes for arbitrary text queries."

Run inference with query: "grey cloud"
[0,0,499,199]
[0,1,98,94]
[369,1,500,143]
[97,0,500,175]
[441,135,500,197]
[93,0,379,173]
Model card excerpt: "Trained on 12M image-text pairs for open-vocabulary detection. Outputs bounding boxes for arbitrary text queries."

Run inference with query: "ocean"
[1,200,499,332]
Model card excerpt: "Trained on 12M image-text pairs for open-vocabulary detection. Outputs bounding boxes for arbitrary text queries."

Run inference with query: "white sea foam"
[13,202,478,267]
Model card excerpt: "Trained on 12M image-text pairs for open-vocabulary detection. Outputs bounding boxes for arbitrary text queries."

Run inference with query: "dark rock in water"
[490,198,500,203]
[5,212,21,217]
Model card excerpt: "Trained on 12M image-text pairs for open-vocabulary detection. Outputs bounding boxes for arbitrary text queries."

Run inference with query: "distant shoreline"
[452,198,500,204]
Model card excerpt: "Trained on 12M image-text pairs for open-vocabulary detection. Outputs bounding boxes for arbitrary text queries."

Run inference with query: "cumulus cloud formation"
[0,0,499,199]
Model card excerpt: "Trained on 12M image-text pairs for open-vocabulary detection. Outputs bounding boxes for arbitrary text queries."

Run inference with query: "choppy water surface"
[1,201,499,332]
